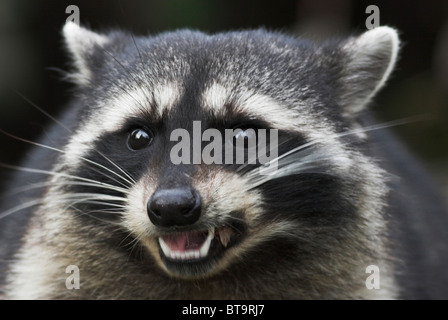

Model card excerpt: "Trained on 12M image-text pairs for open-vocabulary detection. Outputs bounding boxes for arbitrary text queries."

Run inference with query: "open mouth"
[157,224,243,277]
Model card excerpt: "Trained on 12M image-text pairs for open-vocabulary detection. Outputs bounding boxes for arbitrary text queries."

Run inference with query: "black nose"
[147,188,201,227]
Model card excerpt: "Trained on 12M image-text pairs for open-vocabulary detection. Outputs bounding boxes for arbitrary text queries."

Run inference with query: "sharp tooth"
[158,237,172,257]
[199,228,214,258]
[159,228,216,261]
[217,226,233,248]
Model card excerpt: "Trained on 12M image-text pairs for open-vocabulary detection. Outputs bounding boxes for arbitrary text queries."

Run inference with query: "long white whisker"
[64,204,125,227]
[0,163,129,193]
[245,117,422,188]
[57,196,128,212]
[0,129,135,187]
[62,200,127,210]
[94,148,137,186]
[0,190,128,220]
[12,90,72,132]
[51,192,128,209]
[9,92,139,186]
[55,193,128,202]
[5,180,130,197]
[259,117,423,170]
[246,150,342,188]
[235,136,291,173]
[0,199,43,220]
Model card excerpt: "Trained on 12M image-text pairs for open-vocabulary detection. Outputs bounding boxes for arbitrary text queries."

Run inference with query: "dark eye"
[233,127,257,148]
[127,128,153,150]
[230,127,258,151]
[234,128,257,142]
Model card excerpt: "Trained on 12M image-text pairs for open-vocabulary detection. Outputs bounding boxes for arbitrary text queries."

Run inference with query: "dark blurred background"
[0,0,447,199]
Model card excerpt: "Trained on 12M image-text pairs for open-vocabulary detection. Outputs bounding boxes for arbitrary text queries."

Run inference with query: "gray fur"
[1,23,447,299]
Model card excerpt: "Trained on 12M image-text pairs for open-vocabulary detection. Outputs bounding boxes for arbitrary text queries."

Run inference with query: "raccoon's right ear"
[62,22,111,85]
[338,26,400,118]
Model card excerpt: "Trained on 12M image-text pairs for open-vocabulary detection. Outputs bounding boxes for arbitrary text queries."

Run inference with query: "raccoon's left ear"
[339,26,400,117]
[62,22,111,85]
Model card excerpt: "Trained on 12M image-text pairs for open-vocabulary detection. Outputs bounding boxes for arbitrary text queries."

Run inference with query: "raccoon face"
[59,23,398,279]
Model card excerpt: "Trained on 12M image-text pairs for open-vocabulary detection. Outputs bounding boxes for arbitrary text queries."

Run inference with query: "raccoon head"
[59,22,399,283]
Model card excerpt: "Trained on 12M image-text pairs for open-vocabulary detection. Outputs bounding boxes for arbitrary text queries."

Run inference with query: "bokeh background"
[0,0,447,200]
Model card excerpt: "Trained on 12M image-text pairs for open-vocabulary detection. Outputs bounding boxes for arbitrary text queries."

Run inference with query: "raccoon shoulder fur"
[1,23,447,299]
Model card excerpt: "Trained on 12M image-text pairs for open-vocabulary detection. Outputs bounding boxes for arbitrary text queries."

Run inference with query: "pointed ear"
[339,26,400,117]
[63,22,110,85]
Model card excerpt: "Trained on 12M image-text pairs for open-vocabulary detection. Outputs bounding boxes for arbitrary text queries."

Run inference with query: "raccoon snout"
[147,187,201,227]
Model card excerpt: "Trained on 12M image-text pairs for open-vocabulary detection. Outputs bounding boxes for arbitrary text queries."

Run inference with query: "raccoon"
[1,22,447,299]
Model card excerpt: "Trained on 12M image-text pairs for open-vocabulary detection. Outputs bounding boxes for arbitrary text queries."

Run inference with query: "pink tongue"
[162,231,207,252]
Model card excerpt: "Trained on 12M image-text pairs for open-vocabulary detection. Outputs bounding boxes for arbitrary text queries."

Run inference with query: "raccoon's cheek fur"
[125,171,273,278]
